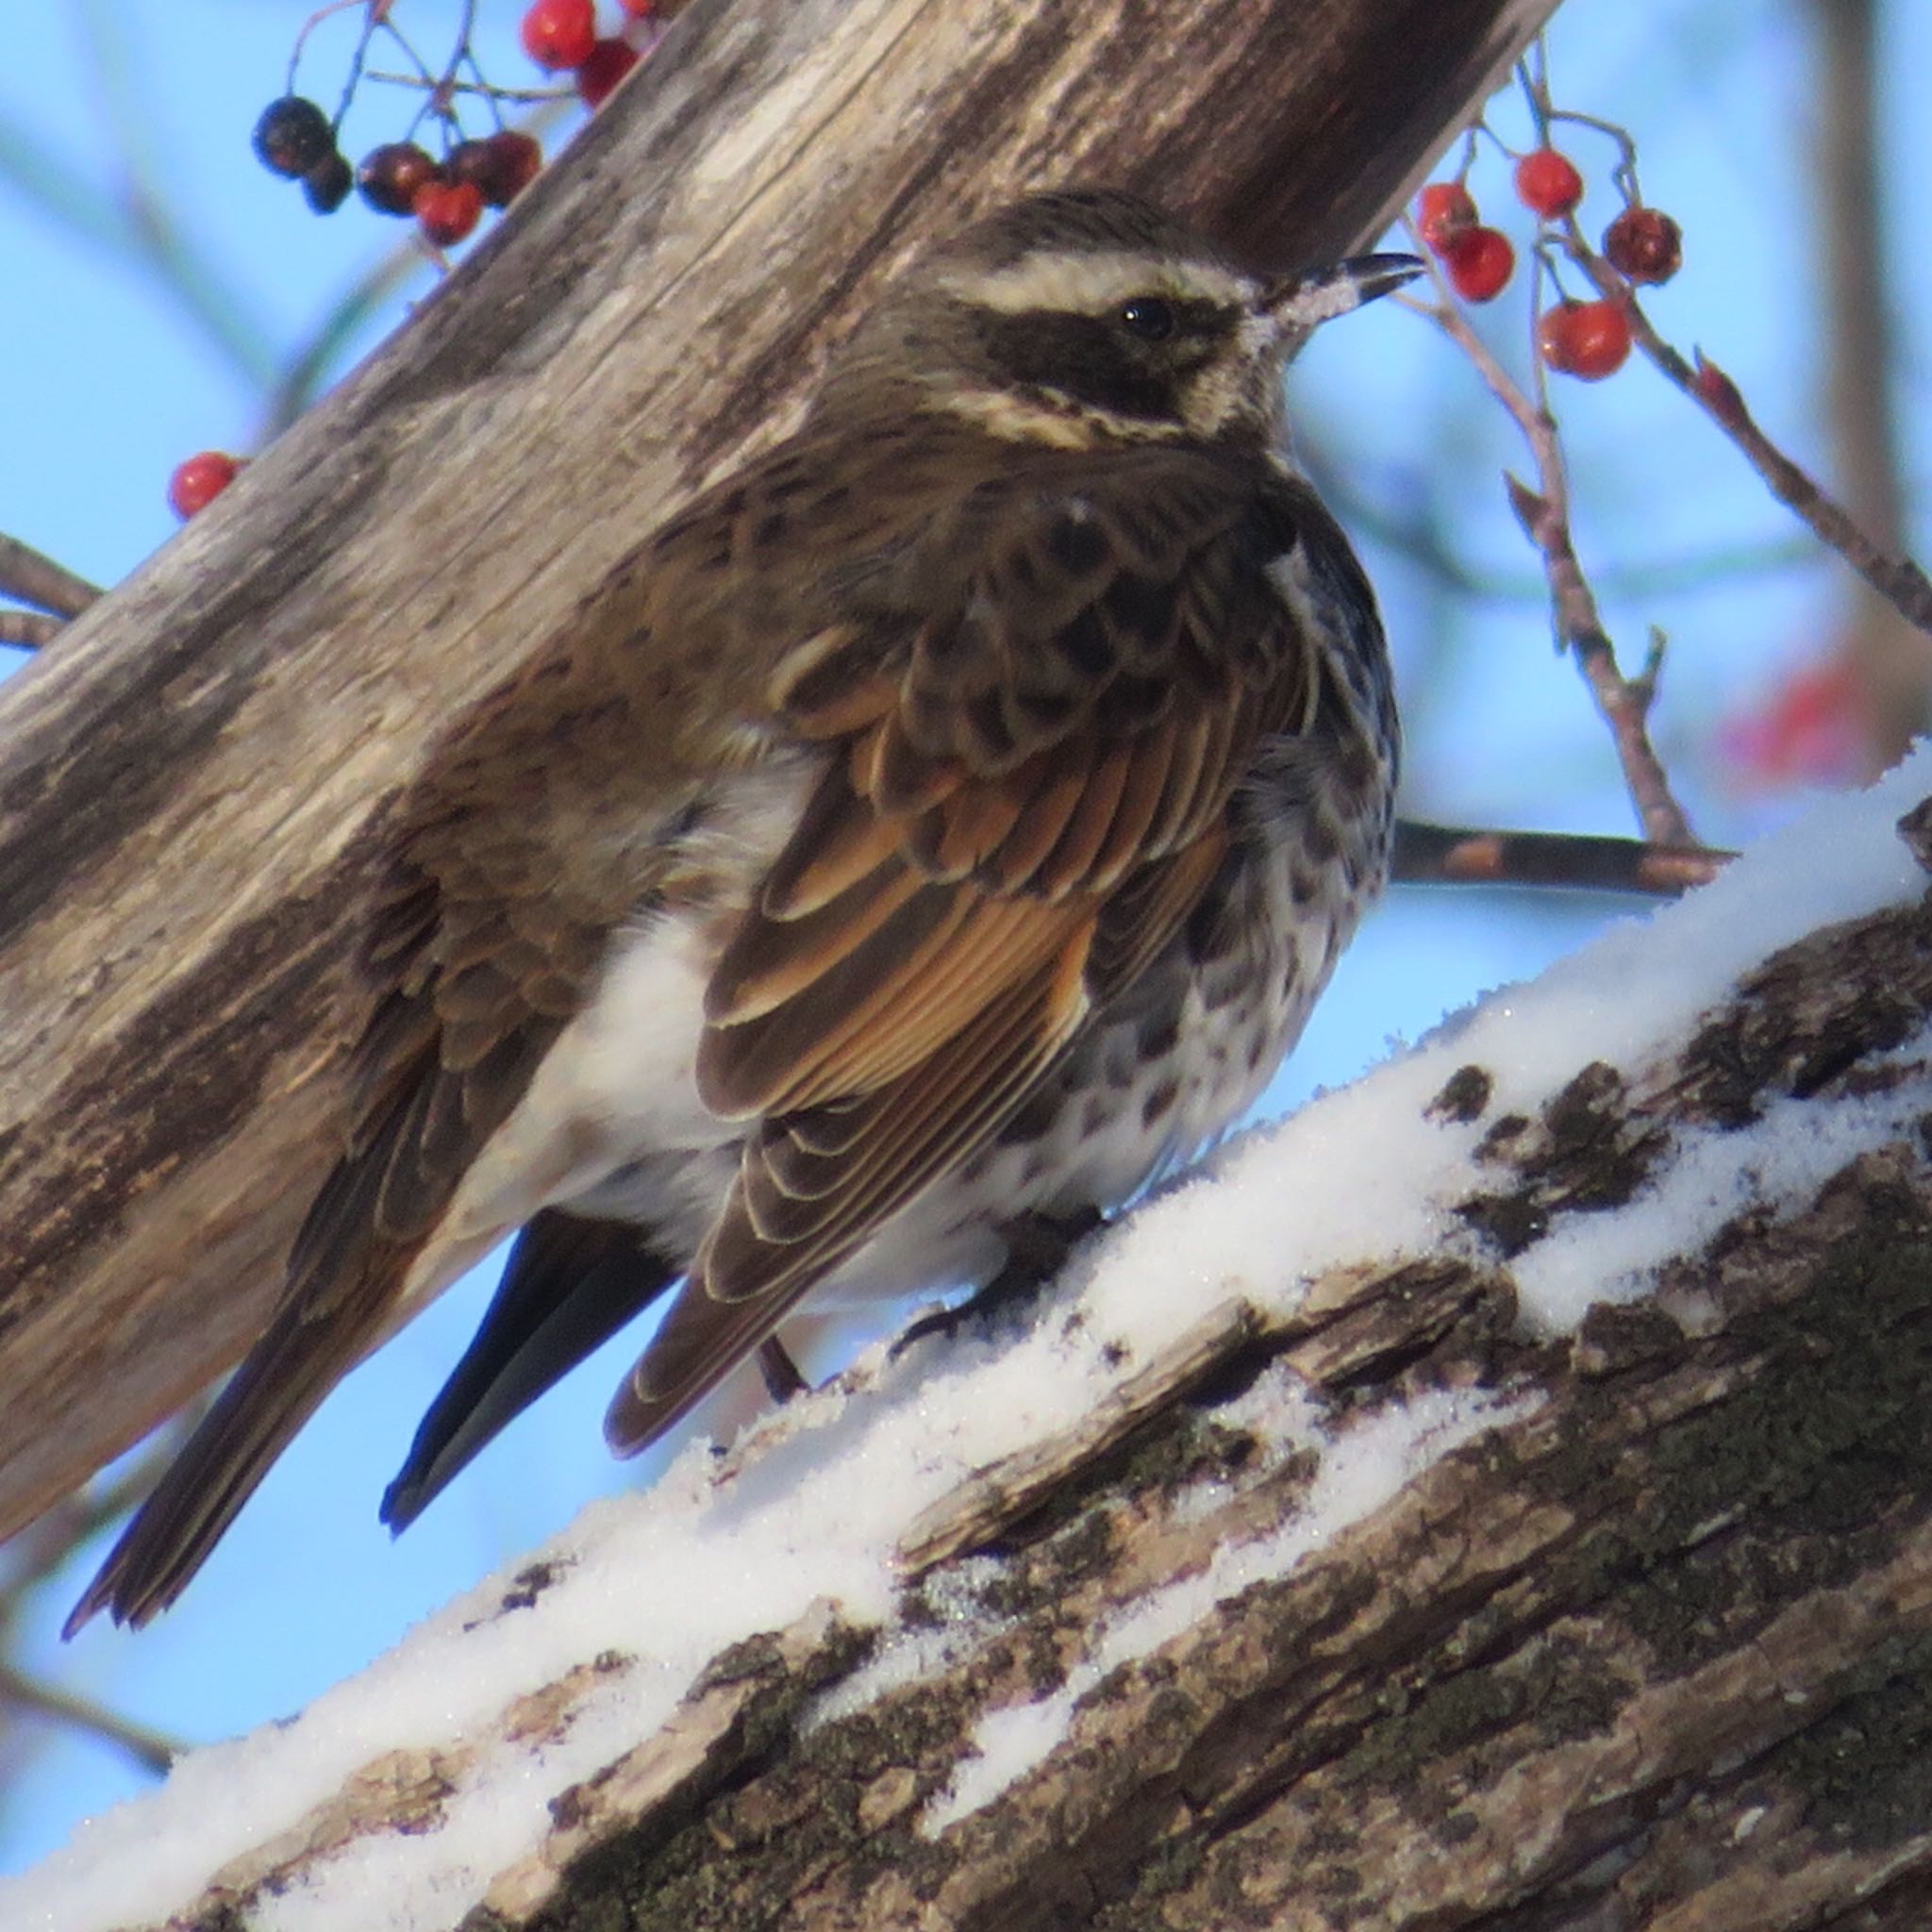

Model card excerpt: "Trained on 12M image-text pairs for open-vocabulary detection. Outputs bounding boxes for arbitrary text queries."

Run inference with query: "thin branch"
[1806,0,1926,771]
[1391,818,1732,895]
[1397,233,1697,847]
[0,1660,183,1777]
[1560,239,1932,642]
[0,613,62,653]
[0,533,103,620]
[1313,459,1816,605]
[362,70,567,106]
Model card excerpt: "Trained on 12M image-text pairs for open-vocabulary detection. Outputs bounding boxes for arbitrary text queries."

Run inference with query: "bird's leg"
[891,1206,1105,1358]
[757,1335,810,1403]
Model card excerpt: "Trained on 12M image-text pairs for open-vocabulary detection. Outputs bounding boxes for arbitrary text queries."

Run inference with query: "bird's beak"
[1264,253,1424,333]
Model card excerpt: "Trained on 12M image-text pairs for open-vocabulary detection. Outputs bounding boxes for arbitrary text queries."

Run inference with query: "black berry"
[302,149,354,215]
[253,96,335,178]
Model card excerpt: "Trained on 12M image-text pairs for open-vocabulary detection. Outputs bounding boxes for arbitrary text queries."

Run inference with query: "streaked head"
[818,187,1417,448]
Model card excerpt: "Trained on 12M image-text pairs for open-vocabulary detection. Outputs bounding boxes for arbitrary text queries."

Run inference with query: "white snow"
[8,744,1930,1932]
[1512,1052,1932,1331]
[921,1375,1532,1834]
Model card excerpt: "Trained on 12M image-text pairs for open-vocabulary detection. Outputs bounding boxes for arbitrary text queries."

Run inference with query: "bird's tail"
[62,1256,408,1638]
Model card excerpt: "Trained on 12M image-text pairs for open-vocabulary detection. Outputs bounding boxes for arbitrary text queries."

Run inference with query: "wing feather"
[608,447,1317,1456]
[606,938,1090,1450]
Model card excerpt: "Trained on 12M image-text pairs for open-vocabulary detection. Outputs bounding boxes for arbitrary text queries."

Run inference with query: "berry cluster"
[246,1,660,252]
[1414,135,1685,385]
[256,98,543,248]
[181,3,663,521]
[520,0,648,108]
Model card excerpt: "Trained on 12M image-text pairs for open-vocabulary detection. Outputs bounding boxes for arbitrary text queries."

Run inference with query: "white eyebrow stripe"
[940,250,1255,316]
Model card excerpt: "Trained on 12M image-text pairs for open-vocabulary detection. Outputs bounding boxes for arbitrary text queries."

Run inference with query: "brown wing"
[65,601,686,1631]
[606,447,1314,1452]
[66,423,980,1629]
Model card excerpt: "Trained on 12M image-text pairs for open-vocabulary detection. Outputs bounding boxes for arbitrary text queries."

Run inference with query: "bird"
[67,187,1415,1634]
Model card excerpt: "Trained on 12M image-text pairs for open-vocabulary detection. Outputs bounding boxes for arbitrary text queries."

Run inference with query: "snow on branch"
[12,753,1932,1930]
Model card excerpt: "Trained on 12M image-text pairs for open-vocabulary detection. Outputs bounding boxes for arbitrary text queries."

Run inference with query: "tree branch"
[1391,818,1732,894]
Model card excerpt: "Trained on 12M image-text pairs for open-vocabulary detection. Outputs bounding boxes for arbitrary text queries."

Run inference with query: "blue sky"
[3,0,1926,1879]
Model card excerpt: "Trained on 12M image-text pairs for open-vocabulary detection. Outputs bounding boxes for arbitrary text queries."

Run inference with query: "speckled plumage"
[70,190,1409,1633]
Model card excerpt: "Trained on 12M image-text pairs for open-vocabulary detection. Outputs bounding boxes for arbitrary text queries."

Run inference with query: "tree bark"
[89,793,1932,1931]
[0,0,1558,1543]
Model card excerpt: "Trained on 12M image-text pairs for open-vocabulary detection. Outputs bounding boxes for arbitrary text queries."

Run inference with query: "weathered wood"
[0,0,1557,1544]
[104,849,1932,1931]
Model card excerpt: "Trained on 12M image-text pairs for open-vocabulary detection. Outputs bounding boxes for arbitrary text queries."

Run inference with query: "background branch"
[1391,818,1731,894]
[1566,229,1932,653]
[0,534,100,621]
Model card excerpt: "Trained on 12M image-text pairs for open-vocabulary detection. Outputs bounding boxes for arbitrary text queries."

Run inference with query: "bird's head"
[817,187,1419,450]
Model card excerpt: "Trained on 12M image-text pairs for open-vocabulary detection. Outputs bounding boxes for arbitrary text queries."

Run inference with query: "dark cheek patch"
[979,312,1183,422]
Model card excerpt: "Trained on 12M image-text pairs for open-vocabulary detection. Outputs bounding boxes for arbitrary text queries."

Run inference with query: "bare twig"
[1392,818,1731,896]
[1398,229,1697,847]
[362,70,566,105]
[1560,242,1932,643]
[1313,459,1815,604]
[0,1415,204,1796]
[0,613,61,652]
[0,533,102,620]
[0,1660,183,1777]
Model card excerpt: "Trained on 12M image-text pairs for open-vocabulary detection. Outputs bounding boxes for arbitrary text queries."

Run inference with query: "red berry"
[447,130,543,208]
[520,0,597,70]
[487,129,543,201]
[168,452,242,520]
[1537,299,1633,380]
[358,142,442,217]
[1720,659,1861,789]
[252,96,334,178]
[413,177,484,248]
[1603,206,1682,285]
[575,38,641,108]
[444,140,492,194]
[1513,148,1584,219]
[618,0,657,15]
[1417,180,1477,253]
[1442,225,1514,303]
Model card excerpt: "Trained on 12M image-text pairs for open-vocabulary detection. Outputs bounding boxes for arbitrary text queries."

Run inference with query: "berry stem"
[1559,225,1932,641]
[287,0,369,101]
[1514,38,1552,144]
[1546,110,1643,206]
[1514,44,1646,207]
[363,70,565,106]
[334,0,385,130]
[1400,217,1697,848]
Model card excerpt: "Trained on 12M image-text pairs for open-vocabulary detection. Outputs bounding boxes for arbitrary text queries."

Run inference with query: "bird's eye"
[1119,296,1177,341]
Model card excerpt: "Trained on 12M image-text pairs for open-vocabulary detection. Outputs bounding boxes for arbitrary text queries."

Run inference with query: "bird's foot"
[757,1335,810,1404]
[891,1206,1104,1360]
